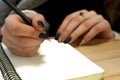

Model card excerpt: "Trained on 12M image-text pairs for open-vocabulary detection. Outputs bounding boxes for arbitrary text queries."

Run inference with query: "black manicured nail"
[37,20,44,27]
[55,33,61,40]
[63,37,71,44]
[39,33,49,39]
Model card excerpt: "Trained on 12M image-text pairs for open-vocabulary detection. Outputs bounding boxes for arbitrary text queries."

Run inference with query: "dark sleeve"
[112,17,120,33]
[0,0,21,42]
[0,0,20,27]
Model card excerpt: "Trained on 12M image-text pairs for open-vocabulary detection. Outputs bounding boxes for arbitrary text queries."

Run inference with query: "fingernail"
[39,33,49,39]
[55,33,61,40]
[37,20,44,27]
[63,36,71,44]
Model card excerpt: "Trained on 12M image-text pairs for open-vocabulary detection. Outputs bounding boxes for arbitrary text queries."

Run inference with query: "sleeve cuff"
[21,9,38,14]
[113,31,120,39]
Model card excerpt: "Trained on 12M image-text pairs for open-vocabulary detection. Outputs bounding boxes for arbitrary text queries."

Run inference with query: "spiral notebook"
[0,39,104,80]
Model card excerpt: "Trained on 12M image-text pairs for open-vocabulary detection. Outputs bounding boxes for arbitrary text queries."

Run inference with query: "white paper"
[1,39,104,80]
[0,70,4,80]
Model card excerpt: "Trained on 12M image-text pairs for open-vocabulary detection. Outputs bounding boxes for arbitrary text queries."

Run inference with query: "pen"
[2,0,32,26]
[2,0,49,39]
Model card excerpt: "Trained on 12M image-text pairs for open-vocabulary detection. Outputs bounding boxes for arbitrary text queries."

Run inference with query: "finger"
[13,36,43,48]
[56,10,88,42]
[57,10,88,34]
[80,20,113,45]
[7,45,40,57]
[2,37,40,55]
[1,27,43,47]
[25,13,45,30]
[69,14,103,43]
[4,15,43,38]
[81,10,98,20]
[56,10,98,43]
[57,15,84,42]
[82,21,108,44]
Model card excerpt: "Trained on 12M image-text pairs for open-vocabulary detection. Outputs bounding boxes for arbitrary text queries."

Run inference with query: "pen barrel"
[2,0,32,26]
[16,9,32,26]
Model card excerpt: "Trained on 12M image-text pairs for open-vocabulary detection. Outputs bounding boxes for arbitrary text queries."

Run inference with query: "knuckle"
[5,15,20,35]
[80,9,88,13]
[5,15,12,22]
[82,9,88,12]
[97,15,104,19]
[9,25,19,35]
[36,14,45,21]
[93,25,101,32]
[5,14,17,23]
[39,14,44,18]
[90,10,97,15]
[65,15,73,20]
[74,16,82,22]
[103,19,109,24]
[82,21,90,28]
[103,20,111,29]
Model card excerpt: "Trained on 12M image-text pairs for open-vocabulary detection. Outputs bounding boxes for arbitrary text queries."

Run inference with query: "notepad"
[0,39,104,80]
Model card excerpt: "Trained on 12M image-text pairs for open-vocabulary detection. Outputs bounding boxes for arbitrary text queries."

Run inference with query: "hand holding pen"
[2,0,49,39]
[1,0,49,56]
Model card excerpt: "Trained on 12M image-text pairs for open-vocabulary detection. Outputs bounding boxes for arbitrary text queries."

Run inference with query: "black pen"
[2,0,32,26]
[2,0,49,39]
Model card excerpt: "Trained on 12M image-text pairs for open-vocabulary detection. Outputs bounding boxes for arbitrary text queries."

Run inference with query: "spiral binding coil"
[0,44,21,80]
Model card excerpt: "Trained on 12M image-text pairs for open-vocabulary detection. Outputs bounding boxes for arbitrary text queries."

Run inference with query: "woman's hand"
[55,10,114,44]
[1,13,46,56]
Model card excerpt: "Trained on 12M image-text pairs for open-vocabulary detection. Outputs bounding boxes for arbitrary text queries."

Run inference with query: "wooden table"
[72,38,120,80]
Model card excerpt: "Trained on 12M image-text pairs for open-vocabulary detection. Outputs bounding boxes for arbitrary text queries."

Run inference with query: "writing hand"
[1,13,46,56]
